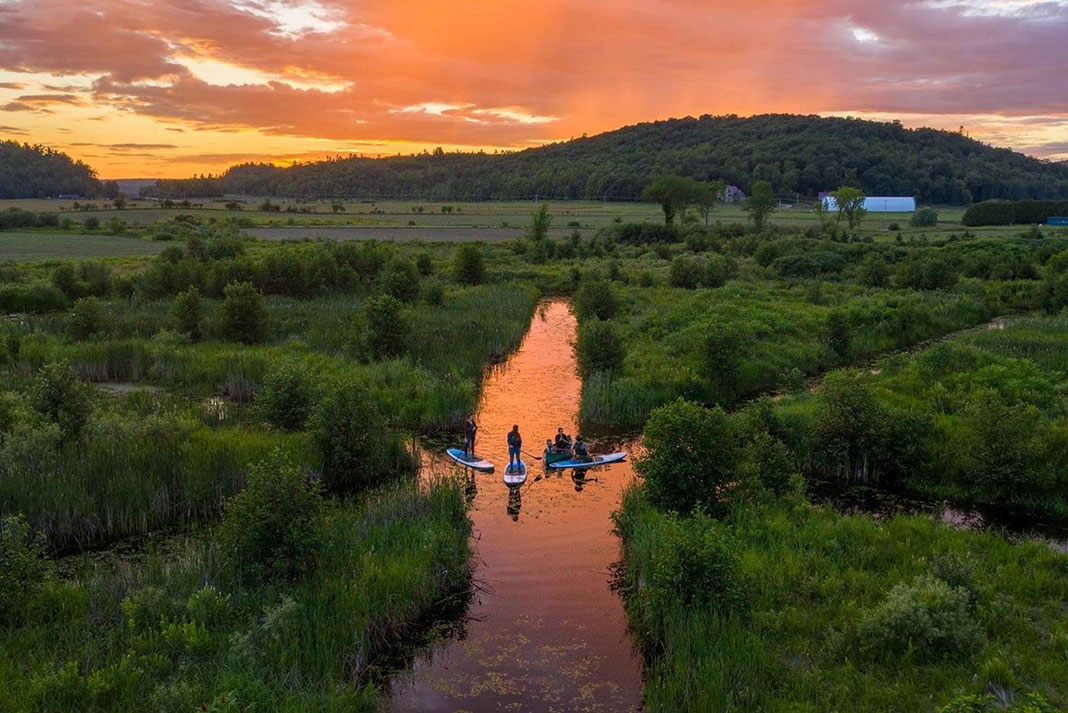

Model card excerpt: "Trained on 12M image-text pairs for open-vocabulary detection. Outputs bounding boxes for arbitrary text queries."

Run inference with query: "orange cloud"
[0,0,1065,176]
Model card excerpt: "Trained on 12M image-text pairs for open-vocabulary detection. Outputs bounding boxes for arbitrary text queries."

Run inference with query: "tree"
[66,297,106,340]
[29,361,93,439]
[111,195,126,210]
[573,280,619,320]
[453,244,486,284]
[642,175,698,226]
[527,203,552,242]
[745,181,775,231]
[637,398,740,514]
[380,259,421,303]
[219,281,268,344]
[831,186,867,229]
[258,360,315,430]
[172,286,203,340]
[694,180,726,226]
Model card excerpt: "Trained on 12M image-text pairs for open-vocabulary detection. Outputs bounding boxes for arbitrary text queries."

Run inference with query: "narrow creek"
[390,299,643,712]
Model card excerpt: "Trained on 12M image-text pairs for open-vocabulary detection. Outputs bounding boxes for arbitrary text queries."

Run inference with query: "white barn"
[822,196,917,213]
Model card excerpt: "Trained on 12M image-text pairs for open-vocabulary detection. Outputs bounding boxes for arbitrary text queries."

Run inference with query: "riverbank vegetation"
[615,398,1068,712]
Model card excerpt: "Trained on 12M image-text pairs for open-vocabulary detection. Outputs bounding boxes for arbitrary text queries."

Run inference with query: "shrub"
[415,252,434,276]
[258,360,315,430]
[857,253,890,287]
[962,200,1016,227]
[380,258,421,302]
[702,324,743,405]
[573,280,619,320]
[360,294,408,360]
[453,244,486,284]
[669,255,704,289]
[218,281,268,344]
[423,279,445,305]
[65,297,106,340]
[28,361,92,439]
[650,514,745,613]
[911,207,940,227]
[825,309,851,361]
[310,382,407,493]
[576,319,624,377]
[959,390,1046,505]
[0,282,68,313]
[850,575,983,662]
[637,398,739,514]
[0,514,50,624]
[740,432,797,496]
[83,216,100,231]
[172,286,203,340]
[216,452,324,582]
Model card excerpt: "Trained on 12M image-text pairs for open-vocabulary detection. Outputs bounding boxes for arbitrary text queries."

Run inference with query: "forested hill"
[0,141,102,199]
[145,114,1068,204]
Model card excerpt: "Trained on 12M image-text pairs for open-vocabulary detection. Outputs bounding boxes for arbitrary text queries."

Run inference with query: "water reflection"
[391,300,642,713]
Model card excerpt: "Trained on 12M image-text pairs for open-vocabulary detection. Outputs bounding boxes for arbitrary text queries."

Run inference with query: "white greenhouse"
[822,196,917,213]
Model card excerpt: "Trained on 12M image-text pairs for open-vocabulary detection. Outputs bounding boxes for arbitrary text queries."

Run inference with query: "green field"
[0,233,170,261]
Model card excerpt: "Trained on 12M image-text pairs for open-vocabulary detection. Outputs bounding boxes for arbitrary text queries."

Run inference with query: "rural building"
[721,185,746,203]
[822,196,917,213]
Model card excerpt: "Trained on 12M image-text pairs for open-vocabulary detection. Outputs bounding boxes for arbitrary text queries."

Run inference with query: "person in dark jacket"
[507,425,522,468]
[463,414,478,456]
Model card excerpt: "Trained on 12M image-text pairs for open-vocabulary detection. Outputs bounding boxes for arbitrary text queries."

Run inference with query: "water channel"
[390,299,643,713]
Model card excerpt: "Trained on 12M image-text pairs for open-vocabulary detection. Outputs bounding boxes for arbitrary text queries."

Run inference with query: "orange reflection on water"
[391,299,642,713]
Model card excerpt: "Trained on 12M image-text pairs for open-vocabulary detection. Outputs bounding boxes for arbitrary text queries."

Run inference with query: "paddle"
[521,449,543,461]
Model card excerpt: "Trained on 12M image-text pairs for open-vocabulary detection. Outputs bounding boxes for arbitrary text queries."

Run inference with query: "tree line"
[0,142,103,199]
[141,114,1068,204]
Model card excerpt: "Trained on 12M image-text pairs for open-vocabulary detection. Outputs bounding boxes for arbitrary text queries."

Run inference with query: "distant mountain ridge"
[110,115,1068,205]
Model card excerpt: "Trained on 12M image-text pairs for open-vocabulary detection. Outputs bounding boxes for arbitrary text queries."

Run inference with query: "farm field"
[244,225,592,242]
[0,232,170,261]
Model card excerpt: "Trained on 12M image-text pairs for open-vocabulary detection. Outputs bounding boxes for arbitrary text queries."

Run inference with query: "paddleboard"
[548,452,627,470]
[502,461,528,486]
[446,448,494,472]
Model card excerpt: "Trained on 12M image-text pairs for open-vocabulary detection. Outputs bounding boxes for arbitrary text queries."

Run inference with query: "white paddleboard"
[446,448,494,472]
[503,461,528,486]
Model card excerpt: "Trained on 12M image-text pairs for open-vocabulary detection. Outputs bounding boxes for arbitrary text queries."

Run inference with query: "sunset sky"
[1,0,1066,178]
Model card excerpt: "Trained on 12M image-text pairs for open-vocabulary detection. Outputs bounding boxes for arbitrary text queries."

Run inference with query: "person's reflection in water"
[572,470,589,492]
[464,469,478,503]
[506,485,522,521]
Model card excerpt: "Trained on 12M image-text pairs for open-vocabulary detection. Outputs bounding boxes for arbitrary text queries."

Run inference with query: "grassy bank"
[615,487,1068,712]
[0,478,471,712]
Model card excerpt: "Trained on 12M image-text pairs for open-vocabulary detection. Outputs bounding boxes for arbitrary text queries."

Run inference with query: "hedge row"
[962,200,1068,227]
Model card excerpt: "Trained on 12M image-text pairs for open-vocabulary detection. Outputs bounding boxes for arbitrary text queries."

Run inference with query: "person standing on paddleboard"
[507,425,522,468]
[464,414,478,457]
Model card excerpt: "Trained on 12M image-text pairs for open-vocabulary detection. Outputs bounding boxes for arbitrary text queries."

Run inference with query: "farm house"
[821,195,917,212]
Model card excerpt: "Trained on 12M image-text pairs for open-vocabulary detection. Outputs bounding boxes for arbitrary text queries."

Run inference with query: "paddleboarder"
[507,425,522,468]
[463,414,478,457]
[573,434,590,462]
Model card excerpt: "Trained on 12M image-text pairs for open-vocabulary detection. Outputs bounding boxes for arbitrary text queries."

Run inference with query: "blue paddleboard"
[548,451,627,470]
[446,448,495,472]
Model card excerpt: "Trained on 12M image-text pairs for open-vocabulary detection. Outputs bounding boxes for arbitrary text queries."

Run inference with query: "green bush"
[573,279,619,320]
[380,258,421,302]
[258,360,315,430]
[423,279,445,305]
[65,297,106,341]
[576,319,624,378]
[360,294,408,360]
[668,255,705,289]
[702,324,743,405]
[415,252,434,276]
[28,361,92,438]
[650,514,745,613]
[857,254,890,287]
[216,452,324,582]
[310,382,408,493]
[0,514,50,624]
[740,431,797,496]
[218,281,268,344]
[172,286,203,340]
[850,575,983,662]
[911,207,940,227]
[638,398,739,514]
[453,244,486,285]
[0,283,68,313]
